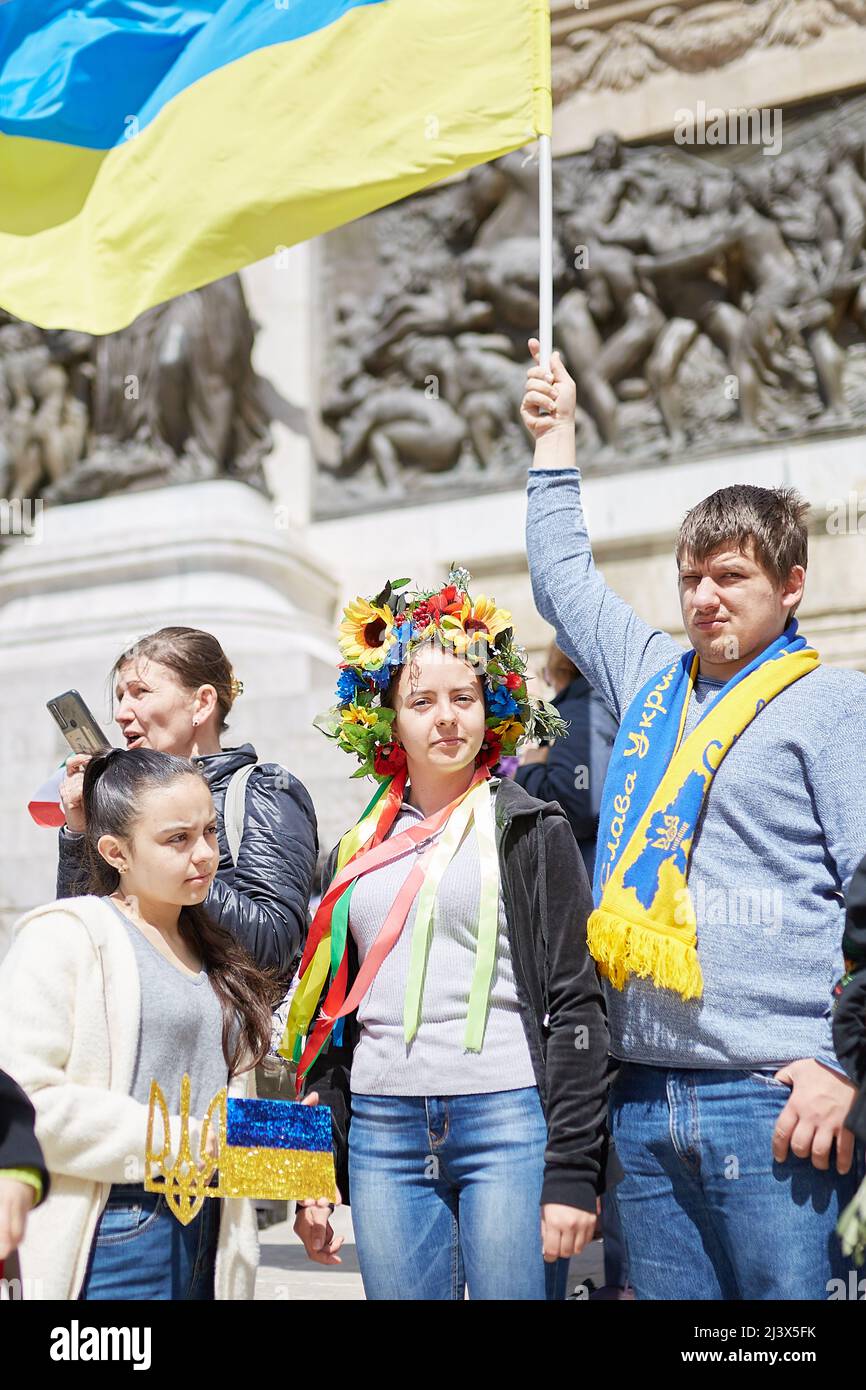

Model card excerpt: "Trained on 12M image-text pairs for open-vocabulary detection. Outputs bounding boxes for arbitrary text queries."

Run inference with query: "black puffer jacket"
[304,777,612,1213]
[55,743,317,978]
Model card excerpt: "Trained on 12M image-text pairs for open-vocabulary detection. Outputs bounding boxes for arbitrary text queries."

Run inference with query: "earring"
[192,717,198,728]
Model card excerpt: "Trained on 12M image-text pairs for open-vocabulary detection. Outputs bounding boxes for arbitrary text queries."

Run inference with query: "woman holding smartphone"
[0,747,294,1300]
[290,571,611,1300]
[56,627,317,976]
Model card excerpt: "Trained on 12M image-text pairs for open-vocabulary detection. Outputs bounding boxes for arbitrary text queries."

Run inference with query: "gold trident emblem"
[145,1074,226,1227]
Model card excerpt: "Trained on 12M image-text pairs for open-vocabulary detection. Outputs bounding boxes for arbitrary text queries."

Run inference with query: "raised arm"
[521,340,682,718]
[56,754,92,899]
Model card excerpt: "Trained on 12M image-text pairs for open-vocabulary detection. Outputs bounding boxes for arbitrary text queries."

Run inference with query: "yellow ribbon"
[403,779,500,1051]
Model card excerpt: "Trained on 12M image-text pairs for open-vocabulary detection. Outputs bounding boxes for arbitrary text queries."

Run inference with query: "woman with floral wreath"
[287,568,612,1300]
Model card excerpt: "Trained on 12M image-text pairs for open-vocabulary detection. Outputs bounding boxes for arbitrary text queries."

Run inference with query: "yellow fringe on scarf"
[587,908,704,999]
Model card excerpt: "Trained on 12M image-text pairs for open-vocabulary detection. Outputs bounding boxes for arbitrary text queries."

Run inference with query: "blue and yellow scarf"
[589,622,819,999]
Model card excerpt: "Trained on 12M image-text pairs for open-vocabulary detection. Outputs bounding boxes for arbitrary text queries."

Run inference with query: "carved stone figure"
[551,0,866,99]
[0,323,88,501]
[0,274,272,510]
[315,93,866,512]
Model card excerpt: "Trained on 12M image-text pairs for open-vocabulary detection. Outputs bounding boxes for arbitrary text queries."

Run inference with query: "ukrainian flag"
[0,1,551,335]
[219,1095,337,1201]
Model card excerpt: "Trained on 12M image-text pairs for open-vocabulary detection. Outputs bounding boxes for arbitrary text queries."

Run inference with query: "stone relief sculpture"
[0,274,271,509]
[551,0,866,98]
[315,96,866,515]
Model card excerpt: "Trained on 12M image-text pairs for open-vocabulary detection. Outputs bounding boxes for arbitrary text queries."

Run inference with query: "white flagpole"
[538,132,553,369]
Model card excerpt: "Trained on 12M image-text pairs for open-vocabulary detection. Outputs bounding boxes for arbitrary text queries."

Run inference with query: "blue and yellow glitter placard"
[145,1075,337,1225]
[220,1095,335,1201]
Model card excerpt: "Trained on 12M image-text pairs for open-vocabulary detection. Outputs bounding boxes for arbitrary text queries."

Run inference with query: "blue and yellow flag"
[0,0,552,334]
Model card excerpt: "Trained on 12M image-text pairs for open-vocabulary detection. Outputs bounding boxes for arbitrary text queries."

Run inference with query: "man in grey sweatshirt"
[522,338,866,1300]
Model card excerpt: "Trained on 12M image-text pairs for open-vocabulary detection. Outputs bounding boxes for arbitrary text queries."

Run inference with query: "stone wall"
[4,11,866,945]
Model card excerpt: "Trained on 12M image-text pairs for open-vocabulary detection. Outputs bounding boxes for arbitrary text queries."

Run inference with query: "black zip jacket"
[0,1068,50,1202]
[304,777,612,1213]
[55,743,317,978]
[514,674,618,879]
[833,851,866,1143]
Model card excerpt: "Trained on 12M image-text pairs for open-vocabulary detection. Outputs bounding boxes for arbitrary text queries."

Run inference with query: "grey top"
[526,466,866,1075]
[106,898,228,1117]
[348,799,537,1096]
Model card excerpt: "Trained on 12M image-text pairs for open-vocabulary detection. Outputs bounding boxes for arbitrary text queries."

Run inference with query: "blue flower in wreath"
[487,685,519,719]
[367,665,393,690]
[385,619,413,667]
[335,668,365,704]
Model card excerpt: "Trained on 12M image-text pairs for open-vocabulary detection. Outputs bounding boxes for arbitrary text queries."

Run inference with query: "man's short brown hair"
[676,484,809,585]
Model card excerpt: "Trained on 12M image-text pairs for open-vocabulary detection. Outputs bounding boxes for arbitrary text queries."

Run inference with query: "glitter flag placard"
[145,1075,337,1225]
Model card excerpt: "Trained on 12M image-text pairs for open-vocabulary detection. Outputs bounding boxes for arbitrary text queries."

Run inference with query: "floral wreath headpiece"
[315,567,567,780]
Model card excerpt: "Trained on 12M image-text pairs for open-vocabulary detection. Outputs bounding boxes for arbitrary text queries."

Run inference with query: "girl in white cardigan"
[0,747,286,1300]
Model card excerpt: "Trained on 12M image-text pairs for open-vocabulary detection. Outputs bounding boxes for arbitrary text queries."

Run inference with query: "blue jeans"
[80,1184,219,1301]
[348,1088,571,1300]
[609,1063,863,1300]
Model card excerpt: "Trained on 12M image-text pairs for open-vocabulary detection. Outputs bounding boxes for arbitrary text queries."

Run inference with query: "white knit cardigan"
[0,895,259,1300]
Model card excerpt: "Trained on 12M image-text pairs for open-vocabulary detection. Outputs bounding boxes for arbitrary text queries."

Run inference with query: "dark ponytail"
[82,747,162,895]
[83,748,281,1073]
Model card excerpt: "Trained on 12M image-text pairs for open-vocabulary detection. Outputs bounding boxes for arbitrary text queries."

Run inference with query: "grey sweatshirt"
[526,466,866,1075]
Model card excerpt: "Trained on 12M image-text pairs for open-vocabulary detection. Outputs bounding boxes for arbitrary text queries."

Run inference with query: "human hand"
[771,1058,858,1173]
[519,745,550,766]
[293,1200,344,1265]
[59,753,92,833]
[541,1202,598,1262]
[293,1090,345,1263]
[0,1177,36,1259]
[521,339,577,440]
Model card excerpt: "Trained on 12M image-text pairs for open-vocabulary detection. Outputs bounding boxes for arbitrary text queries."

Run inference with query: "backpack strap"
[224,762,257,866]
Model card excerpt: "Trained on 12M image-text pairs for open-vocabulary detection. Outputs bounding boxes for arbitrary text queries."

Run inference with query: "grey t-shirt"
[106,898,229,1119]
[347,801,537,1097]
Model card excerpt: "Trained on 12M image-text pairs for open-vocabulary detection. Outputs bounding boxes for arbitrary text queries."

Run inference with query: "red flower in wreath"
[425,585,465,622]
[505,671,523,691]
[374,741,407,778]
[475,731,503,769]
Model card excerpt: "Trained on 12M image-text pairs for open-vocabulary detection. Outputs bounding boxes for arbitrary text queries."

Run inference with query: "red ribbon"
[296,768,408,980]
[297,767,489,1087]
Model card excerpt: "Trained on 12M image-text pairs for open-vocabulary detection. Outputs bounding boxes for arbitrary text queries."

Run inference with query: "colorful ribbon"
[281,767,496,1088]
[402,779,498,1050]
[463,779,500,1051]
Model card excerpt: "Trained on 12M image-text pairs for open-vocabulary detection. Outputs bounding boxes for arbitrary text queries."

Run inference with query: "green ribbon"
[402,780,500,1052]
[464,780,499,1052]
[330,879,355,979]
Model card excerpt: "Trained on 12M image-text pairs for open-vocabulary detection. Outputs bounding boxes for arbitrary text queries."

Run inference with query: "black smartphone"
[47,690,112,756]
